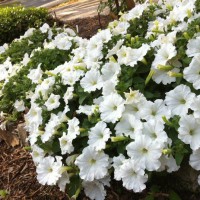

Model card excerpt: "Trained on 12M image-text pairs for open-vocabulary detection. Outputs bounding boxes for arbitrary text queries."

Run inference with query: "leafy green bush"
[0,24,78,120]
[0,6,54,45]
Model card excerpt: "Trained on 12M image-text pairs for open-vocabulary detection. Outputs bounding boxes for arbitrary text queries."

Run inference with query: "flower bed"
[1,0,200,199]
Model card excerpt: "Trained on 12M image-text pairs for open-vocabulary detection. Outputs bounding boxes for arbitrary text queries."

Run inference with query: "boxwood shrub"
[0,6,54,45]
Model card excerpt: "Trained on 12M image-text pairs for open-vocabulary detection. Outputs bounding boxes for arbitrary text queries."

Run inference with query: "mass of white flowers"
[2,0,200,199]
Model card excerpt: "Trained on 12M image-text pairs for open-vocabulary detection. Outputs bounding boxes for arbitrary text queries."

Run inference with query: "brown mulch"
[0,141,67,200]
[64,15,114,39]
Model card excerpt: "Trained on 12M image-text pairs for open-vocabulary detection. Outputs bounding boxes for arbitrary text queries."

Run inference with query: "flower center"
[50,98,55,104]
[90,159,96,164]
[151,110,157,116]
[133,106,139,112]
[189,129,194,135]
[180,99,186,104]
[48,167,53,173]
[152,132,157,138]
[113,105,118,111]
[61,139,68,145]
[142,148,148,154]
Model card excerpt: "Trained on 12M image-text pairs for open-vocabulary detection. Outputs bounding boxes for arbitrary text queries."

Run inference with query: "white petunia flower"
[75,146,110,181]
[102,79,118,96]
[112,154,126,181]
[45,93,60,111]
[142,119,168,146]
[63,87,74,104]
[0,43,8,54]
[152,43,177,69]
[101,62,121,82]
[165,84,195,116]
[82,180,106,200]
[67,117,80,140]
[159,155,180,173]
[147,17,167,38]
[95,29,112,43]
[123,3,148,21]
[119,159,148,192]
[21,28,35,39]
[124,98,148,119]
[150,31,177,48]
[178,115,200,151]
[86,36,103,58]
[183,55,200,90]
[140,99,171,121]
[186,36,200,57]
[126,135,162,171]
[14,99,25,112]
[77,105,96,116]
[21,53,30,66]
[40,76,55,90]
[25,104,43,133]
[168,0,195,22]
[27,64,43,84]
[31,144,45,164]
[191,95,200,118]
[106,39,124,58]
[112,21,130,35]
[124,89,146,105]
[88,121,111,151]
[36,156,63,185]
[42,113,60,143]
[80,69,103,92]
[189,148,200,170]
[115,114,143,139]
[117,44,150,67]
[40,23,50,33]
[62,71,81,86]
[59,132,74,155]
[152,66,180,85]
[57,172,70,192]
[0,57,12,81]
[53,33,72,50]
[99,93,125,123]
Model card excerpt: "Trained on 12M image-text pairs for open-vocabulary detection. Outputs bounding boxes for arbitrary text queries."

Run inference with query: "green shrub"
[0,6,53,45]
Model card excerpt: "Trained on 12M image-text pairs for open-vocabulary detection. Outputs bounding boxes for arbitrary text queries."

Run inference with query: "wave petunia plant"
[1,0,200,199]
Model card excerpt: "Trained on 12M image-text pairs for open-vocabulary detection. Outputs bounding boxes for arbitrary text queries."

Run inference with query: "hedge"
[0,6,54,45]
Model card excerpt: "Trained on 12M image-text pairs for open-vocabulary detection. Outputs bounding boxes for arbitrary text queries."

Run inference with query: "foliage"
[98,0,145,17]
[0,6,53,45]
[1,0,200,200]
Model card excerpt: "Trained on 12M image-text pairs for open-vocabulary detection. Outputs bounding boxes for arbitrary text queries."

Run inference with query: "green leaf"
[66,175,81,198]
[145,195,154,200]
[175,152,184,166]
[169,190,181,200]
[78,92,89,105]
[0,190,9,198]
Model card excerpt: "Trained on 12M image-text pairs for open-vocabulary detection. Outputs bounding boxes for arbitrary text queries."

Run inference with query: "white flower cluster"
[2,0,200,199]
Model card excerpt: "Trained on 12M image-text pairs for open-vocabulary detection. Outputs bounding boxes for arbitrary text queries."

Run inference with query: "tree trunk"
[125,0,135,10]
